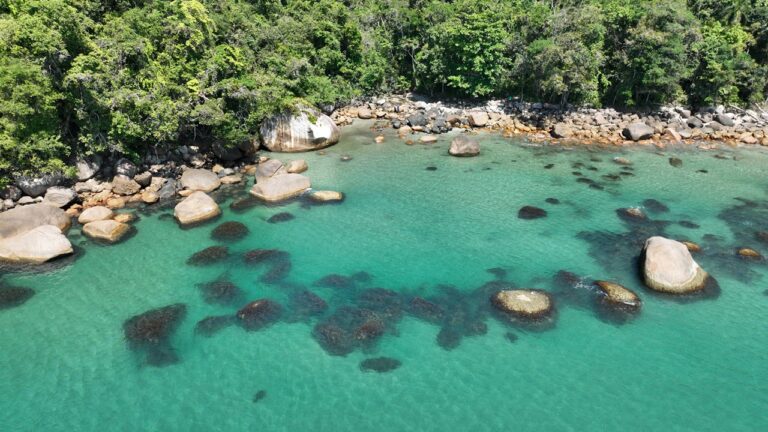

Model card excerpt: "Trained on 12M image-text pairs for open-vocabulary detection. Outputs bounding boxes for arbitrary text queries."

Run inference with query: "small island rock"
[174,191,221,225]
[643,236,708,293]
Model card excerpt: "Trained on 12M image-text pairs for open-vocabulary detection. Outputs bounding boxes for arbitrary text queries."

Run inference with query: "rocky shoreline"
[2,94,768,260]
[332,95,768,148]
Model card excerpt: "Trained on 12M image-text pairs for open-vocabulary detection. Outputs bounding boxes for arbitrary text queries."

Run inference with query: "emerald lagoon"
[1,122,767,431]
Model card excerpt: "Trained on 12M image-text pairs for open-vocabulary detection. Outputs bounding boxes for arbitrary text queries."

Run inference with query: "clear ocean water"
[1,122,767,431]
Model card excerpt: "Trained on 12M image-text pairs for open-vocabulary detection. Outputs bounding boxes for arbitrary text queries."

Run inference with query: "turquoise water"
[1,122,768,431]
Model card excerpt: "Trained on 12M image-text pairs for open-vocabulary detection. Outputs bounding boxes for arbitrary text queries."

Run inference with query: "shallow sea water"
[1,122,767,431]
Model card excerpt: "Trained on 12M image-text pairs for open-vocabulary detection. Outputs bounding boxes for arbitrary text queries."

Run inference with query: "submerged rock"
[642,199,669,213]
[669,157,683,168]
[197,279,243,305]
[236,299,283,331]
[194,315,235,337]
[267,212,295,224]
[288,290,328,321]
[313,273,355,289]
[123,304,187,366]
[186,246,229,266]
[491,289,553,319]
[0,284,35,310]
[243,249,286,265]
[518,206,547,220]
[360,357,401,373]
[211,221,249,242]
[545,198,560,205]
[643,236,709,294]
[252,390,267,403]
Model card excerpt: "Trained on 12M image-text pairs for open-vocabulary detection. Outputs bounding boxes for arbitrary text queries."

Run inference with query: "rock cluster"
[332,95,768,147]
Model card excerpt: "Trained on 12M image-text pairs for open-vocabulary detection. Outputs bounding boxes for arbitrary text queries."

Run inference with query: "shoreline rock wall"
[332,95,768,147]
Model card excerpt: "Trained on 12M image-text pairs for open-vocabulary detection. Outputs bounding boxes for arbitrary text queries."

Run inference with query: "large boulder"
[78,206,114,224]
[114,158,137,178]
[260,106,340,152]
[623,123,655,141]
[76,156,101,181]
[491,289,553,319]
[15,174,65,197]
[82,220,131,243]
[643,236,708,293]
[0,203,71,239]
[256,159,285,180]
[0,225,73,264]
[715,113,734,127]
[111,175,141,196]
[43,187,77,208]
[449,136,480,157]
[551,123,573,139]
[250,174,310,202]
[468,112,489,127]
[174,191,221,225]
[180,169,221,192]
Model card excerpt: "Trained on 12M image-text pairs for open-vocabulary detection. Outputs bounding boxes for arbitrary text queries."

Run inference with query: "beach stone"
[260,105,340,152]
[643,236,708,293]
[174,191,221,225]
[518,206,547,220]
[180,169,221,192]
[357,108,373,119]
[250,174,310,202]
[715,113,734,127]
[623,123,655,141]
[43,187,77,208]
[407,112,428,127]
[687,117,703,128]
[468,112,489,127]
[106,197,126,209]
[551,123,573,138]
[595,281,641,309]
[219,175,242,185]
[420,135,437,144]
[286,159,308,174]
[309,190,344,203]
[375,135,385,143]
[255,159,285,180]
[491,289,553,319]
[141,191,159,204]
[612,157,632,166]
[134,172,152,188]
[0,203,71,239]
[78,206,114,224]
[0,225,73,264]
[113,213,134,224]
[82,220,131,243]
[112,175,141,196]
[449,136,480,157]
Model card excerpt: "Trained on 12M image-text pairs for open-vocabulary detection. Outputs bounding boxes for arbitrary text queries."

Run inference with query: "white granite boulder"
[643,236,708,293]
[250,174,311,202]
[174,191,221,225]
[0,225,73,264]
[180,169,221,192]
[78,206,114,224]
[259,105,340,152]
[0,203,71,239]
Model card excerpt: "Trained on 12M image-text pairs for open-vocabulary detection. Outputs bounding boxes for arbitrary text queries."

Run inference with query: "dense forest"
[1,0,767,184]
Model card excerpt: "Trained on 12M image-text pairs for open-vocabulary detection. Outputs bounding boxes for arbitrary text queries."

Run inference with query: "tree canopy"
[1,0,766,184]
